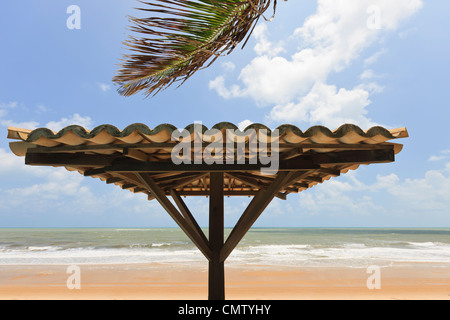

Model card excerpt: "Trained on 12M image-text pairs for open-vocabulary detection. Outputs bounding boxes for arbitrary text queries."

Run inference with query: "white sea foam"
[1,228,449,267]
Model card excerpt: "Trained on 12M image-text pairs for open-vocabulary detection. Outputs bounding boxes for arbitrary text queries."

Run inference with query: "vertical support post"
[208,172,225,300]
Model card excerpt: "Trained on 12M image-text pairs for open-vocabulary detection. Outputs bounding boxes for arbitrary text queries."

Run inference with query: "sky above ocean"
[0,1,449,228]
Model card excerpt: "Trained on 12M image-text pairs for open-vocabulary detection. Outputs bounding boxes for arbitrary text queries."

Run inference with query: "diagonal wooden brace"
[136,173,212,260]
[220,171,296,262]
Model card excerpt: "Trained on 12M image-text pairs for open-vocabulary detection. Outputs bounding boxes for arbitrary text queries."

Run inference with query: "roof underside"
[8,122,408,201]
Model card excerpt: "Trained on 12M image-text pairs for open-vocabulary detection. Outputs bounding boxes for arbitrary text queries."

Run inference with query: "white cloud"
[45,113,93,131]
[210,0,423,127]
[0,148,59,177]
[429,155,447,162]
[0,162,156,220]
[428,150,450,162]
[253,23,285,57]
[298,161,450,220]
[238,120,254,131]
[364,48,388,66]
[208,76,244,100]
[269,82,378,128]
[0,101,18,111]
[221,61,236,72]
[0,119,40,130]
[360,69,386,80]
[376,166,450,213]
[0,100,93,131]
[297,174,379,217]
[398,26,419,39]
[98,82,111,92]
[0,102,39,128]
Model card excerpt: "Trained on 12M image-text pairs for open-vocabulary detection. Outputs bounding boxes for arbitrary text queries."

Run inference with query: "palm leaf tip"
[113,0,279,98]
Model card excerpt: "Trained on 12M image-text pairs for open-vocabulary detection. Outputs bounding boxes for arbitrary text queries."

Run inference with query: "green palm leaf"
[113,0,279,97]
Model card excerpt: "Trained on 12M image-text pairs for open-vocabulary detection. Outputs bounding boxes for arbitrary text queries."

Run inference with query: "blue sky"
[1,0,449,228]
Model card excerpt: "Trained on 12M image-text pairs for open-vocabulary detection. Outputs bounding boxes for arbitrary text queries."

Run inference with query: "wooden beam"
[161,173,208,191]
[280,143,395,150]
[305,149,395,165]
[226,172,287,200]
[25,152,115,167]
[153,172,204,184]
[26,142,177,153]
[208,172,225,300]
[123,148,149,162]
[317,167,341,177]
[106,177,123,184]
[121,183,137,190]
[103,149,394,173]
[26,148,394,170]
[303,176,323,183]
[279,147,303,160]
[84,168,106,177]
[107,160,280,173]
[136,173,212,260]
[114,172,147,189]
[132,187,147,193]
[170,189,209,251]
[220,171,296,262]
[169,191,258,197]
[26,142,394,154]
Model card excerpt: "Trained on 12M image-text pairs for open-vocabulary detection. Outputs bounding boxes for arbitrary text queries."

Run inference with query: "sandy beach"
[0,262,449,300]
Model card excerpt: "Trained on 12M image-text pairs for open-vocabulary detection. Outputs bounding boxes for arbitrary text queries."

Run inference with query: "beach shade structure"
[7,122,408,300]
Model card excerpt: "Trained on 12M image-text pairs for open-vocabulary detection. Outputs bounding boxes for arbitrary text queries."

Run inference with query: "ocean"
[0,228,449,268]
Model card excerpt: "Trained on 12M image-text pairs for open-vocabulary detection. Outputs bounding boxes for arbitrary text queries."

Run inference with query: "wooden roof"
[7,123,408,201]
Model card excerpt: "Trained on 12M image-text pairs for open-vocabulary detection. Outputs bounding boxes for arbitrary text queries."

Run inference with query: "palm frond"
[113,0,279,97]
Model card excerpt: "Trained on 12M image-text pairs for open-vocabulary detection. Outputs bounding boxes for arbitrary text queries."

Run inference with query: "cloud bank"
[210,0,423,129]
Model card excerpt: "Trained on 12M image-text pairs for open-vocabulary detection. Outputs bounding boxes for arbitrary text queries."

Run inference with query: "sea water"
[0,228,449,268]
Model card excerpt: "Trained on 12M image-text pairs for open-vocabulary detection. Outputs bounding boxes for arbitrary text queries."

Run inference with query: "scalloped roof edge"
[8,123,409,142]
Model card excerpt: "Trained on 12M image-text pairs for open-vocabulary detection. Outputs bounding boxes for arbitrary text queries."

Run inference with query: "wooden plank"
[123,148,149,162]
[317,167,341,177]
[161,173,208,191]
[106,177,123,184]
[121,183,137,190]
[220,171,296,262]
[171,191,258,197]
[25,152,115,167]
[114,172,147,189]
[84,168,106,177]
[26,142,394,154]
[306,149,395,165]
[104,149,394,173]
[26,142,177,153]
[105,159,317,172]
[303,176,323,183]
[132,187,147,193]
[226,172,287,200]
[26,149,393,170]
[279,147,303,160]
[153,172,204,184]
[136,173,212,260]
[280,143,395,150]
[208,172,225,300]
